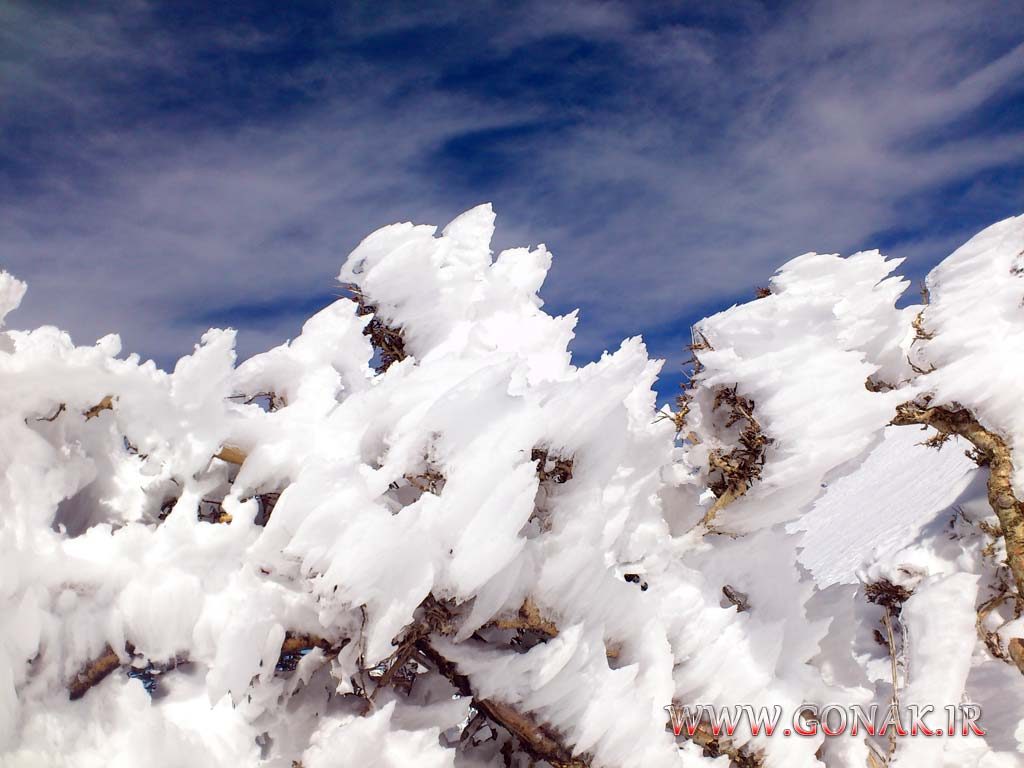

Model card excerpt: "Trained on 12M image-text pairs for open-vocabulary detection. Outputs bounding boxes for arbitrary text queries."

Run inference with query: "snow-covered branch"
[3,208,1024,766]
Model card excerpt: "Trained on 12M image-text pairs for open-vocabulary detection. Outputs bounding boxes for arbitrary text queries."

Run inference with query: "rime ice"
[2,210,1024,767]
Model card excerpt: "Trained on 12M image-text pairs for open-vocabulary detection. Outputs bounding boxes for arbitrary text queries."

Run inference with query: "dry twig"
[702,385,772,526]
[214,445,247,465]
[865,580,912,761]
[666,710,763,767]
[416,640,588,768]
[68,645,124,700]
[346,284,407,373]
[84,395,114,420]
[532,449,574,485]
[722,585,750,612]
[69,633,347,700]
[488,597,559,639]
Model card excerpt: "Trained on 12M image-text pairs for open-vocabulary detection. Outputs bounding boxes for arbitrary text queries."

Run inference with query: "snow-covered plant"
[1,206,1023,767]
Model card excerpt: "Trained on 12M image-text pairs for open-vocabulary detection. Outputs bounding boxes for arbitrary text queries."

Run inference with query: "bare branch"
[1009,638,1024,675]
[892,400,1024,607]
[214,445,247,465]
[69,645,124,700]
[83,395,114,420]
[346,284,407,373]
[722,585,750,612]
[702,385,772,527]
[666,711,763,766]
[416,639,589,768]
[36,403,66,422]
[69,632,347,700]
[488,597,559,639]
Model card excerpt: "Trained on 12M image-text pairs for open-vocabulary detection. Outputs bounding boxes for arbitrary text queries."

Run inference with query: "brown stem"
[700,386,772,528]
[882,607,900,760]
[68,645,125,700]
[214,445,247,465]
[415,639,588,767]
[83,395,114,420]
[1009,639,1024,675]
[892,401,1024,601]
[69,633,344,700]
[36,403,66,422]
[678,722,764,767]
[279,633,341,655]
[487,597,559,639]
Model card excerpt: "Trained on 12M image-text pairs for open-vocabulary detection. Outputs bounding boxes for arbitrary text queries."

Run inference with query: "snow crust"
[1,210,1024,767]
[792,426,977,586]
[918,214,1024,494]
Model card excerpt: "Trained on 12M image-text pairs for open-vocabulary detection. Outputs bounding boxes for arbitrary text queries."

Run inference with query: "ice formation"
[2,206,1024,767]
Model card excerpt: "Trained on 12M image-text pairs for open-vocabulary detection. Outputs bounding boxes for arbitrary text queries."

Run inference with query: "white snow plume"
[2,206,1024,767]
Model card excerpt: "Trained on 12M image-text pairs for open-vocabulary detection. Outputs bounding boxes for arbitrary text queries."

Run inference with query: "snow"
[688,248,921,532]
[1,207,1024,767]
[792,426,978,586]
[303,702,455,768]
[918,214,1024,494]
[891,573,979,767]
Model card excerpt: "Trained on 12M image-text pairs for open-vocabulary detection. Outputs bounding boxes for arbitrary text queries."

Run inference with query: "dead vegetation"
[402,468,446,496]
[525,447,574,533]
[864,579,913,611]
[214,444,247,465]
[906,355,936,376]
[36,403,66,422]
[864,376,896,393]
[197,497,234,524]
[531,448,574,485]
[277,633,350,672]
[32,395,114,425]
[1009,638,1024,674]
[227,391,286,411]
[687,726,763,767]
[666,332,771,527]
[722,584,750,612]
[155,489,280,526]
[893,292,1024,672]
[976,583,1021,664]
[252,491,281,526]
[909,283,934,344]
[702,385,772,526]
[487,597,560,641]
[272,594,578,766]
[666,331,711,436]
[83,395,114,420]
[891,399,1024,606]
[865,579,913,761]
[415,638,589,768]
[63,409,582,764]
[969,513,1024,667]
[911,311,934,343]
[665,708,764,767]
[893,398,1024,675]
[346,284,407,373]
[69,632,350,701]
[68,644,125,700]
[357,594,585,767]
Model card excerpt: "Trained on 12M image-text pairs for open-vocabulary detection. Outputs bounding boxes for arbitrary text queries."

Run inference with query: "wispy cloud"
[1,0,1022,394]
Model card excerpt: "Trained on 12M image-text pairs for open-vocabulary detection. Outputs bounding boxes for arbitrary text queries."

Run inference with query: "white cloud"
[1,0,1022,377]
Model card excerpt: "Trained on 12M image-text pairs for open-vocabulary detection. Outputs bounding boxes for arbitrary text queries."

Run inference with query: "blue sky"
[2,1,1023,399]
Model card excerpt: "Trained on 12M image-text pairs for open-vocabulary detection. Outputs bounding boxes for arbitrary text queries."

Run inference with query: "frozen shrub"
[1,209,1024,767]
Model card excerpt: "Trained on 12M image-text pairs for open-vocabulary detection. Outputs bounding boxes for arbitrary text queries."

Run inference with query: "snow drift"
[1,206,1024,767]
